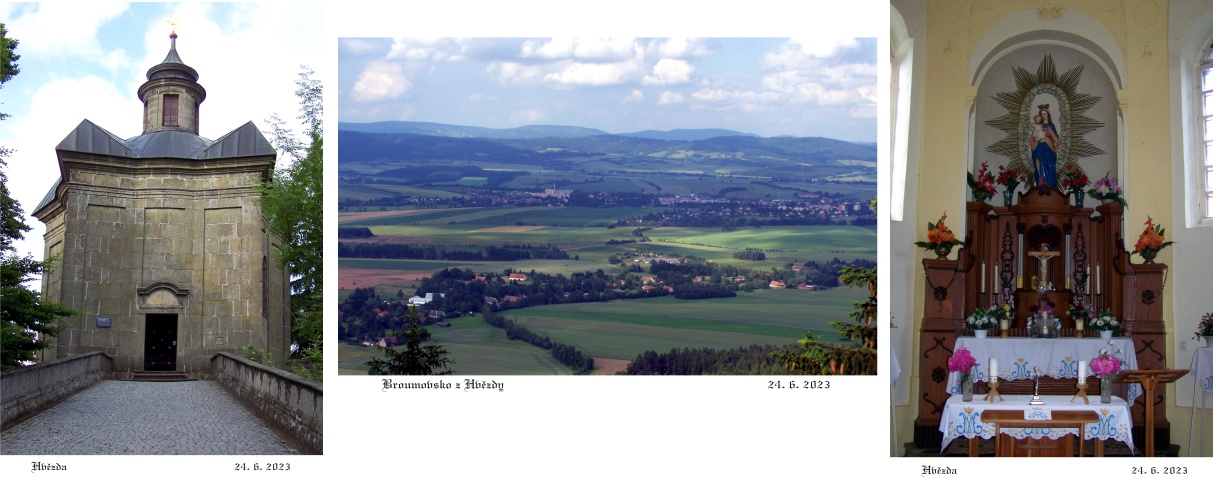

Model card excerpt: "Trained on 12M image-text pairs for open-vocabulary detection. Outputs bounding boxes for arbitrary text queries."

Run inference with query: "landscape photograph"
[337,37,877,376]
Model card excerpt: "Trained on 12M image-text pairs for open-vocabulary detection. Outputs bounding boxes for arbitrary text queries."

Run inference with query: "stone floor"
[0,380,300,455]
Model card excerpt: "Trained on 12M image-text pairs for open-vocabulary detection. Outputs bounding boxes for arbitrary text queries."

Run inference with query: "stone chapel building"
[31,32,291,376]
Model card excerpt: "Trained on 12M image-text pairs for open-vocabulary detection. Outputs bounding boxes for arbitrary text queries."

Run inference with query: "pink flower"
[948,349,977,373]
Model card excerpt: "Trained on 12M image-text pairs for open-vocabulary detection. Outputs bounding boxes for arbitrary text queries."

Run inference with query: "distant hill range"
[339,121,760,141]
[338,121,876,174]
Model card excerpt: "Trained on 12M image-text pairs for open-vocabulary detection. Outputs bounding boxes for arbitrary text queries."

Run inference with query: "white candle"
[1078,360,1087,384]
[1096,264,1101,295]
[1086,265,1092,298]
[1076,318,1084,331]
[981,262,986,294]
[1000,319,1009,331]
[990,358,998,383]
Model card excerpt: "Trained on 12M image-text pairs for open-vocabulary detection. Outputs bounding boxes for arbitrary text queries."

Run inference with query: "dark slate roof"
[33,178,62,215]
[56,119,275,160]
[37,120,277,214]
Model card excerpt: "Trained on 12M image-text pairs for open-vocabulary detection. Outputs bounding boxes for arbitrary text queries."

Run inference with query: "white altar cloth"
[1189,347,1213,457]
[947,337,1140,405]
[939,394,1135,453]
[1192,347,1213,406]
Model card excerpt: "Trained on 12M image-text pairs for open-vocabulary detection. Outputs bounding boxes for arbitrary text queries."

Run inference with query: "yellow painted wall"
[900,0,1191,451]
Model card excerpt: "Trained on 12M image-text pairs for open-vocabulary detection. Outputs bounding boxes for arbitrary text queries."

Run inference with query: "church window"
[163,94,179,126]
[262,256,268,317]
[1201,47,1213,220]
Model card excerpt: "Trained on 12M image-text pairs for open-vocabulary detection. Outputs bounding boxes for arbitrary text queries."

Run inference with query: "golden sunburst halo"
[983,55,1105,181]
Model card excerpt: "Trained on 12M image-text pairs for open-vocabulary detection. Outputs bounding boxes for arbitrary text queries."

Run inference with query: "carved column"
[1122,261,1169,448]
[914,258,965,448]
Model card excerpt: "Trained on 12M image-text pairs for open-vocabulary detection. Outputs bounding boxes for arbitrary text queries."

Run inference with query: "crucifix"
[1029,367,1045,405]
[1028,244,1060,292]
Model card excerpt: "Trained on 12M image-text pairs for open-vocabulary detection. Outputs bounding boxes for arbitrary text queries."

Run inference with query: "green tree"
[366,307,454,375]
[261,67,323,358]
[1,25,77,370]
[773,266,876,375]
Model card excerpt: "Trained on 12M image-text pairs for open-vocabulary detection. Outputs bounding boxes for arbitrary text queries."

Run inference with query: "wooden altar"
[913,185,1170,450]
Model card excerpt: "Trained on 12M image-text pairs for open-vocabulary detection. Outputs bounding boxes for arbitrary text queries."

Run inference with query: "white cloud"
[643,58,695,86]
[147,2,325,140]
[509,109,544,124]
[521,38,637,61]
[487,61,546,85]
[351,61,411,102]
[341,38,382,55]
[623,89,645,103]
[648,38,709,58]
[657,91,685,105]
[543,58,643,87]
[468,93,499,102]
[386,38,468,62]
[4,3,129,59]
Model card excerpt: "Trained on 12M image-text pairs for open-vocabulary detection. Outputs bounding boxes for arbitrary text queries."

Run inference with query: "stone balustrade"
[1,352,113,430]
[210,352,322,454]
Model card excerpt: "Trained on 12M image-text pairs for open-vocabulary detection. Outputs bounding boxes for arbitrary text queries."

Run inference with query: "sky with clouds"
[0,2,323,263]
[338,37,876,140]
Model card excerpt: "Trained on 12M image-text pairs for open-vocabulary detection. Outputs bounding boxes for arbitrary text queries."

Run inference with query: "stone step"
[127,371,194,382]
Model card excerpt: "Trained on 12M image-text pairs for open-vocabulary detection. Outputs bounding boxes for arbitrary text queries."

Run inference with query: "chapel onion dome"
[137,31,207,135]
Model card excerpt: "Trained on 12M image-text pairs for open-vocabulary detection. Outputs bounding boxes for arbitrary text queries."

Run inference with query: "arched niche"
[971,45,1119,184]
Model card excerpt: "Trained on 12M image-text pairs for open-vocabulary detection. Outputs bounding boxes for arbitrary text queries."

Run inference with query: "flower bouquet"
[1087,172,1127,206]
[948,348,978,401]
[1088,307,1120,338]
[996,165,1026,206]
[1195,312,1213,346]
[914,212,964,259]
[1090,348,1123,378]
[1058,168,1090,207]
[967,161,997,202]
[1067,301,1093,334]
[1089,344,1124,403]
[965,305,999,336]
[1129,216,1174,264]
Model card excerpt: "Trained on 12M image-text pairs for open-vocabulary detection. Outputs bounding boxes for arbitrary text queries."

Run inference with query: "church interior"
[890,0,1213,457]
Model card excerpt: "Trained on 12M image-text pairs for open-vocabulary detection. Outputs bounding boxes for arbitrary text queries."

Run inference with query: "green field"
[498,288,862,361]
[338,317,576,375]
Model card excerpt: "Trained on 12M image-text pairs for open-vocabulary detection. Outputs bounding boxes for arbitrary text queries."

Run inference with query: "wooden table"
[981,410,1102,457]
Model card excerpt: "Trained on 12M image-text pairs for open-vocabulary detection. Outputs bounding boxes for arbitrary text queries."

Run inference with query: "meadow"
[498,288,862,361]
[338,317,576,375]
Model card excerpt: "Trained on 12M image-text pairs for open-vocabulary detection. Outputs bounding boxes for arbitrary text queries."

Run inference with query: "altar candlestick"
[1096,264,1101,295]
[1017,275,1023,289]
[981,262,986,294]
[1087,265,1092,298]
[1018,235,1024,277]
[990,359,998,383]
[1065,235,1071,279]
[1076,319,1083,331]
[1078,360,1086,384]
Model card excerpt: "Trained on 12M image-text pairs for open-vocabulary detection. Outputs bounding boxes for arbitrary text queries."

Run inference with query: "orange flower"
[1134,215,1168,251]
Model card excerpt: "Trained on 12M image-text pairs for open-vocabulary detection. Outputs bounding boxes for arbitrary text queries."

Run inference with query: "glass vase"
[962,372,974,402]
[1100,375,1112,404]
[1074,190,1085,208]
[1003,189,1014,207]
